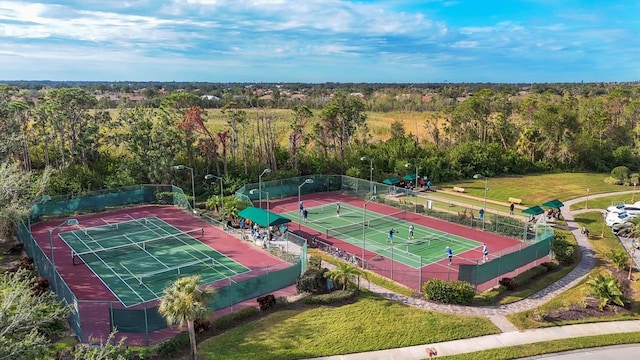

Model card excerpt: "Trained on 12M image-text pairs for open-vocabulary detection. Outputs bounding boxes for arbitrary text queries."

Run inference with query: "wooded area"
[1,82,639,209]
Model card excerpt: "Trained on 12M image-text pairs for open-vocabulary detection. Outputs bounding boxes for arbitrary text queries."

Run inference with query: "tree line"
[0,83,639,224]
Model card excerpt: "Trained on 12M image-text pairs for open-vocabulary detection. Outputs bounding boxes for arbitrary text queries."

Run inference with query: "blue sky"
[1,0,638,83]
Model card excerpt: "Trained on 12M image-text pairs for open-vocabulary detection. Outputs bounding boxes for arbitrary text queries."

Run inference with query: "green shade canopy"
[522,206,545,216]
[382,177,400,185]
[402,173,417,181]
[542,199,564,208]
[238,207,292,227]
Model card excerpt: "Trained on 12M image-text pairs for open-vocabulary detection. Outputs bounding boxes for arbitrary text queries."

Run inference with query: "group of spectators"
[239,217,288,246]
[397,176,433,191]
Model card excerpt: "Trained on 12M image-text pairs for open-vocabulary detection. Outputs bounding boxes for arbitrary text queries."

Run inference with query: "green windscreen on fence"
[109,259,302,333]
[458,235,552,285]
[30,185,183,221]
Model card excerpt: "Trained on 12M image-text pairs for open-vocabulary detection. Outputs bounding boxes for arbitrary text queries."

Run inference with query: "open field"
[444,173,628,206]
[98,108,444,143]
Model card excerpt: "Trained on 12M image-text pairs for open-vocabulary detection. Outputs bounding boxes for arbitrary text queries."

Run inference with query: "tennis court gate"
[21,184,306,343]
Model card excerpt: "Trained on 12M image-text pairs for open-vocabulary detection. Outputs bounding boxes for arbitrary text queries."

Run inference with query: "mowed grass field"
[444,173,633,207]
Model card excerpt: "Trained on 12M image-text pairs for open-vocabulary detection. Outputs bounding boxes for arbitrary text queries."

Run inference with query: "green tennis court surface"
[285,203,481,268]
[58,216,249,307]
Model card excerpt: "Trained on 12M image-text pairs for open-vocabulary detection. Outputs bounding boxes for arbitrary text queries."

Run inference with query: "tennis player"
[408,224,415,239]
[336,202,341,217]
[482,243,489,262]
[445,246,453,264]
[388,228,396,243]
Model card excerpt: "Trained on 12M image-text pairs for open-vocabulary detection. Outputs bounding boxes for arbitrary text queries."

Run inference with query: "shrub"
[7,242,24,254]
[31,276,49,295]
[540,261,558,271]
[610,166,630,184]
[194,318,211,333]
[423,279,475,305]
[157,331,190,356]
[301,289,357,305]
[552,234,576,265]
[296,268,329,294]
[73,331,133,360]
[257,294,277,311]
[499,277,518,290]
[308,256,322,270]
[137,346,152,360]
[586,271,628,310]
[607,249,629,270]
[18,256,34,271]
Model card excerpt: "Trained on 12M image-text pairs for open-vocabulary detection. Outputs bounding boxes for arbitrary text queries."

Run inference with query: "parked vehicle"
[605,211,638,227]
[606,201,640,215]
[611,222,634,237]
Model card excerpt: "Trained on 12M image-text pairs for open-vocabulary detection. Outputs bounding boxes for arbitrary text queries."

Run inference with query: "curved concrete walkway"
[309,190,640,359]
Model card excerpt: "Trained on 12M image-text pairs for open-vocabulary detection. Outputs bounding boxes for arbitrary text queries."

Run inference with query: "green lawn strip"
[574,212,626,257]
[437,332,640,360]
[570,193,638,211]
[196,292,498,360]
[444,173,621,207]
[475,264,576,306]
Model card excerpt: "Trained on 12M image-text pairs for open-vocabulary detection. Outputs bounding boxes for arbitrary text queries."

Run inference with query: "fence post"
[419,256,422,290]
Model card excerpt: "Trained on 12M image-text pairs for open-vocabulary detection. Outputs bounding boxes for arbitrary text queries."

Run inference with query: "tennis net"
[121,257,219,285]
[326,210,407,239]
[72,228,203,265]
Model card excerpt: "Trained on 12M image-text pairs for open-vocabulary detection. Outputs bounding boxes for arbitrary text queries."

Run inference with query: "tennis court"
[58,215,250,307]
[283,202,481,268]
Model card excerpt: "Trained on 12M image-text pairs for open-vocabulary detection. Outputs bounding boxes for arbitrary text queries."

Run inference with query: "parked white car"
[605,211,638,227]
[606,201,640,215]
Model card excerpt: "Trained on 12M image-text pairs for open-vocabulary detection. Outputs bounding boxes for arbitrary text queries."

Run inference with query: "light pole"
[49,219,79,293]
[362,195,377,268]
[205,174,224,221]
[174,165,196,213]
[258,168,271,209]
[473,174,489,210]
[585,188,590,209]
[297,179,314,230]
[360,156,373,195]
[632,183,637,202]
[250,189,270,235]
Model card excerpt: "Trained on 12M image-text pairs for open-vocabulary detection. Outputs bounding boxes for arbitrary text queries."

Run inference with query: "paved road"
[518,344,640,360]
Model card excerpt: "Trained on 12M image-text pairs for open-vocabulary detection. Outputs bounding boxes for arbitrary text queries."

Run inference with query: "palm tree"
[158,275,216,360]
[323,262,363,290]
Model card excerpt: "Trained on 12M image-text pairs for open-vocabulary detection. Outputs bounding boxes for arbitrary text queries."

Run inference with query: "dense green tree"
[319,92,367,161]
[0,269,70,360]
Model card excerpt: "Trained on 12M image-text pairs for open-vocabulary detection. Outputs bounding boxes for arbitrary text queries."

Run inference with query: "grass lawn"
[193,292,498,360]
[445,173,624,207]
[507,211,640,328]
